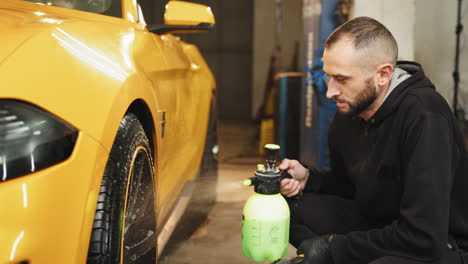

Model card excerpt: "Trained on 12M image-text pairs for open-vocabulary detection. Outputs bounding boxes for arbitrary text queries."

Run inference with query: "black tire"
[87,113,157,264]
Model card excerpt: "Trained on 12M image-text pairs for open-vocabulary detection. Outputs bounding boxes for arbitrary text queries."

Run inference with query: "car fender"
[0,22,162,154]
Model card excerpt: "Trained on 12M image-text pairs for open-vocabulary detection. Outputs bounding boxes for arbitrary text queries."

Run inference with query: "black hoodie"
[305,61,468,264]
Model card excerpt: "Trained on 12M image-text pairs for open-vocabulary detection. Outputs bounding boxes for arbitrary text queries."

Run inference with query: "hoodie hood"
[370,61,435,125]
[382,67,412,102]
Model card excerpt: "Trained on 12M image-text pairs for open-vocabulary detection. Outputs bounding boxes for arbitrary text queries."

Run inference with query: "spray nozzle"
[243,177,260,187]
[243,179,252,186]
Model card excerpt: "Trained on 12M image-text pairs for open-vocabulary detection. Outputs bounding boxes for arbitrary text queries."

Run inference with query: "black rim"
[122,147,157,263]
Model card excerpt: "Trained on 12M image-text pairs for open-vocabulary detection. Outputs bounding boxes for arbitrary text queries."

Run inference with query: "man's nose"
[326,80,341,99]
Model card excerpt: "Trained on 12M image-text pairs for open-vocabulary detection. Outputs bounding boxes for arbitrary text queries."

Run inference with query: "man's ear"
[377,63,394,86]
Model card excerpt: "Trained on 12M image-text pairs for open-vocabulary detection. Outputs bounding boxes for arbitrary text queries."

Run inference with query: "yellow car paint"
[164,0,215,26]
[0,0,215,262]
[123,0,139,23]
[0,132,108,263]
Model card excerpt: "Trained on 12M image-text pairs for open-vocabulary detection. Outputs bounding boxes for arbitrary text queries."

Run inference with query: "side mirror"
[147,0,215,34]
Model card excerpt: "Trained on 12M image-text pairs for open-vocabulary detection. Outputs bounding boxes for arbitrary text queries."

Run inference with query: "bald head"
[325,17,398,71]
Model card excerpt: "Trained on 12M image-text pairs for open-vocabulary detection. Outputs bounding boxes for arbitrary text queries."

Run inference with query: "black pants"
[287,192,465,264]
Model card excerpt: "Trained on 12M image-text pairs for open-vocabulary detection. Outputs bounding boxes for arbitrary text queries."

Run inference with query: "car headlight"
[0,100,78,181]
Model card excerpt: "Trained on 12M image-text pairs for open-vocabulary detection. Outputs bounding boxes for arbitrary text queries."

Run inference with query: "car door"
[130,0,193,226]
[131,0,215,228]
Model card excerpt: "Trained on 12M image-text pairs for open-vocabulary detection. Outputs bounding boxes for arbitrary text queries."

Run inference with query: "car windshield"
[22,0,122,18]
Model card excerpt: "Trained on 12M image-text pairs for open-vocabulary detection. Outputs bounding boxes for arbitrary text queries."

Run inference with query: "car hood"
[0,2,73,66]
[0,11,35,66]
[0,0,130,66]
[0,1,144,148]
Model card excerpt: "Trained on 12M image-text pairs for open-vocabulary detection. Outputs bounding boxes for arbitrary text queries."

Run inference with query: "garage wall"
[414,0,468,117]
[252,0,304,118]
[143,1,467,120]
[352,0,415,61]
[353,0,468,116]
[179,0,254,121]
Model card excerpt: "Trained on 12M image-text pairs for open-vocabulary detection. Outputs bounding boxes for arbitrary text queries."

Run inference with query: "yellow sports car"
[0,0,216,263]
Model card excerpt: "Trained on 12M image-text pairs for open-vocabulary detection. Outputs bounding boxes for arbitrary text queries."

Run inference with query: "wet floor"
[159,121,296,264]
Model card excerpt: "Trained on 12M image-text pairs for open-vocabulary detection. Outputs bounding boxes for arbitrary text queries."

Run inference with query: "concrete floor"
[159,121,296,264]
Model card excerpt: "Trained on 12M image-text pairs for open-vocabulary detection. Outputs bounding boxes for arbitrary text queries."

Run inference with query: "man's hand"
[278,159,309,197]
[297,235,334,264]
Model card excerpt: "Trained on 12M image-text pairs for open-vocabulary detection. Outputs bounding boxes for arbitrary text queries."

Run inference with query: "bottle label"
[242,217,289,262]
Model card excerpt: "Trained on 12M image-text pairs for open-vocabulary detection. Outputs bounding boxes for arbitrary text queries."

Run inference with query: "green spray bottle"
[242,144,291,262]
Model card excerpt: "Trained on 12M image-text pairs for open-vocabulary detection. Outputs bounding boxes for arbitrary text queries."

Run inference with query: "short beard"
[340,78,377,117]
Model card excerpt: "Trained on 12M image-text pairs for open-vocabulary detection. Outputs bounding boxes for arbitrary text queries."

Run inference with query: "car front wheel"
[87,113,157,264]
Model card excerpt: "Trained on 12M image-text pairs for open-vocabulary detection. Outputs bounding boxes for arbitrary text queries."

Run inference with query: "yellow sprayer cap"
[264,144,280,150]
[257,164,265,171]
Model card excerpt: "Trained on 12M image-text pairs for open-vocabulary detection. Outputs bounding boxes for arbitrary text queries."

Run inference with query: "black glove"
[297,235,333,264]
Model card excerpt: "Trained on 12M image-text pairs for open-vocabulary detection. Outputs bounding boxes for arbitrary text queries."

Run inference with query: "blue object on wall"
[300,0,340,171]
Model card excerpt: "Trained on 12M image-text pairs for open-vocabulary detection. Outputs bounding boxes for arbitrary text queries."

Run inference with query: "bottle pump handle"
[264,144,280,172]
